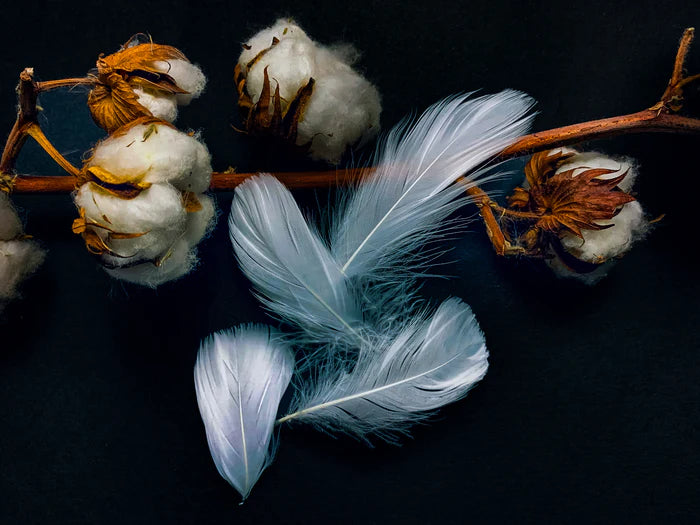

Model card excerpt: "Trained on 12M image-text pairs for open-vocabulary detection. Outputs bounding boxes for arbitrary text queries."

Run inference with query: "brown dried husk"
[506,150,637,257]
[234,38,315,148]
[87,39,191,133]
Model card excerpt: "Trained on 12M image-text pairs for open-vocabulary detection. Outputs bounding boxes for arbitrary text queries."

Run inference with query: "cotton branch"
[3,28,700,262]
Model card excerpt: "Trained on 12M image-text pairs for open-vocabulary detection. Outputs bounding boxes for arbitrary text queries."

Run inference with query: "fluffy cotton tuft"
[542,149,650,283]
[74,123,216,287]
[1,194,45,309]
[133,59,207,121]
[86,122,212,193]
[238,18,382,163]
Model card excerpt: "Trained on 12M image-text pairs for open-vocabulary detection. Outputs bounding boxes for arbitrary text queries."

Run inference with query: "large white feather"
[278,297,488,443]
[194,325,294,501]
[230,175,363,345]
[332,90,535,282]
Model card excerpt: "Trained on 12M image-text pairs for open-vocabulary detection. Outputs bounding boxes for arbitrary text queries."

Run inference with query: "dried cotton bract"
[508,148,649,283]
[547,150,649,283]
[72,118,215,287]
[235,18,382,163]
[88,36,206,133]
[0,192,45,311]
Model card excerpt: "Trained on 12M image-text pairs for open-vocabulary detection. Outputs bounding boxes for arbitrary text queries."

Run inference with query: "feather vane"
[230,175,362,343]
[332,90,535,282]
[194,325,294,500]
[278,297,488,443]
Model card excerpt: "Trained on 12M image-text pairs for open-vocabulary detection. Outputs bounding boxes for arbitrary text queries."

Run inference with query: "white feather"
[278,297,488,444]
[332,91,535,283]
[194,325,294,501]
[230,175,364,348]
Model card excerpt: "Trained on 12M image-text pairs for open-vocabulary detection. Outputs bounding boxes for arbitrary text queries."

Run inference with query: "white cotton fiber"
[130,58,206,121]
[238,18,382,163]
[106,237,196,287]
[152,59,207,105]
[1,194,45,308]
[556,148,638,192]
[133,87,179,122]
[104,194,216,288]
[559,200,648,264]
[75,182,188,266]
[87,123,212,193]
[237,19,312,67]
[0,193,23,240]
[0,240,45,303]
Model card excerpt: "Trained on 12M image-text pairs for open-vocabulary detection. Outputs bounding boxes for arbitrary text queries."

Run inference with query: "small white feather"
[278,297,488,443]
[194,325,294,501]
[332,91,535,283]
[229,175,363,345]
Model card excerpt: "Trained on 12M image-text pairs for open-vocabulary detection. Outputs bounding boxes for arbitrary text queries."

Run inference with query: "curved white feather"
[332,90,535,281]
[194,325,294,500]
[230,175,362,344]
[278,297,488,443]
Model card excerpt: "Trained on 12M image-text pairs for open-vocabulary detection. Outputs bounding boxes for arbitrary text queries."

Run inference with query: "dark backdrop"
[1,1,699,523]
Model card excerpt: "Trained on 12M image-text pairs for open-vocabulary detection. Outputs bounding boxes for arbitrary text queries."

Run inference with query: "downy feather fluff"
[277,297,488,444]
[194,325,294,500]
[230,175,363,345]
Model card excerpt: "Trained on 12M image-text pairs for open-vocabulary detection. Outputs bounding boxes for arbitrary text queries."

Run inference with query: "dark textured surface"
[1,1,699,523]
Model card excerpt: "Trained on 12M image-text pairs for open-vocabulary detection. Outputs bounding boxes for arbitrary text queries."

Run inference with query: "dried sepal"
[72,207,147,258]
[88,37,192,133]
[527,168,635,238]
[500,149,638,259]
[523,149,575,188]
[234,40,316,150]
[182,191,203,212]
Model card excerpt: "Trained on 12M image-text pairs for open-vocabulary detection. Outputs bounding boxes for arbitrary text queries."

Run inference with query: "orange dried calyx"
[508,150,636,238]
[87,36,191,133]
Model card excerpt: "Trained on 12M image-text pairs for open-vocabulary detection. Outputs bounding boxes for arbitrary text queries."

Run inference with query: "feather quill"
[230,175,363,346]
[194,325,294,500]
[332,90,535,283]
[278,297,488,444]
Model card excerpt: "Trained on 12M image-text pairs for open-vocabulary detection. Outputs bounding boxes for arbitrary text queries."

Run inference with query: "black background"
[1,1,699,523]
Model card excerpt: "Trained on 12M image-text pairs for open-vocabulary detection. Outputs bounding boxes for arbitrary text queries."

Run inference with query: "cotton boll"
[0,193,23,240]
[75,182,187,267]
[237,19,311,67]
[244,38,318,103]
[152,59,207,105]
[0,239,46,304]
[106,237,197,288]
[87,123,212,193]
[132,87,179,122]
[559,200,648,263]
[238,19,382,164]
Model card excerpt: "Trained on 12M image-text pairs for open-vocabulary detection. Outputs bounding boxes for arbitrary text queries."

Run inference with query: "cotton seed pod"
[509,148,649,283]
[1,193,45,309]
[72,118,215,287]
[88,35,206,133]
[235,18,382,163]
